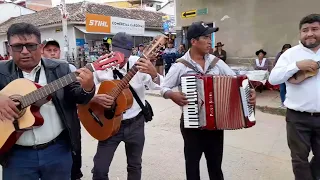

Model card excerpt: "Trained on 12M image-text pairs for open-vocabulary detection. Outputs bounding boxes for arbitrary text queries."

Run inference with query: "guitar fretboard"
[110,65,139,97]
[20,63,94,109]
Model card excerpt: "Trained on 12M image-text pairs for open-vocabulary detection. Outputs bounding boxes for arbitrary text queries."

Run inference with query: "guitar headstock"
[92,52,125,71]
[142,35,168,59]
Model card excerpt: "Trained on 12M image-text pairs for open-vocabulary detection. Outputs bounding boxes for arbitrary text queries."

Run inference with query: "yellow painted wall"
[105,1,140,8]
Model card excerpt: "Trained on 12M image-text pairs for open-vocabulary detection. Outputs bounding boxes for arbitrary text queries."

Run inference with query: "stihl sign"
[85,13,145,35]
[86,14,111,33]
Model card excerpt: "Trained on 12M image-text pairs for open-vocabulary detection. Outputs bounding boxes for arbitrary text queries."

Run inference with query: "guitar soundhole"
[9,94,26,118]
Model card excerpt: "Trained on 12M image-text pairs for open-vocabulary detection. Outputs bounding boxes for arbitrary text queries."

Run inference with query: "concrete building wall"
[176,0,320,63]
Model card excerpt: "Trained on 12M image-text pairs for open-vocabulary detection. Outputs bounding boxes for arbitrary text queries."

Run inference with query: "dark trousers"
[71,143,83,180]
[279,83,286,103]
[92,112,145,180]
[286,109,320,180]
[180,118,224,180]
[2,138,73,180]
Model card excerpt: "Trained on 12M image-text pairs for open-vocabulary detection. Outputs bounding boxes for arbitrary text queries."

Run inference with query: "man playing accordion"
[160,21,256,180]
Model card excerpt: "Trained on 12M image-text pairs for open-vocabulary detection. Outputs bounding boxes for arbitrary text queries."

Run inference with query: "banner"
[86,13,145,35]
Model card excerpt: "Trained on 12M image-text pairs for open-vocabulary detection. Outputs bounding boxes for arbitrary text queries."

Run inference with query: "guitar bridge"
[88,108,103,127]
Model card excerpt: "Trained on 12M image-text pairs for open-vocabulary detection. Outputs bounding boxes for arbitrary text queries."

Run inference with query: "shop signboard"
[86,13,145,35]
[86,13,111,33]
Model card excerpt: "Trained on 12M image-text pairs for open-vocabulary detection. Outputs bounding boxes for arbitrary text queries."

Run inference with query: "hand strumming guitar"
[91,94,115,109]
[0,95,19,121]
[296,60,319,71]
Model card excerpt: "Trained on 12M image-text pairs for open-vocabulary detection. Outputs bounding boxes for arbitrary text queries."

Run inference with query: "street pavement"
[0,95,294,180]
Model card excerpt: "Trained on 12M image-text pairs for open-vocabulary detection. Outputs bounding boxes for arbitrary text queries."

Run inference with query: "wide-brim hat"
[215,42,224,47]
[255,49,267,56]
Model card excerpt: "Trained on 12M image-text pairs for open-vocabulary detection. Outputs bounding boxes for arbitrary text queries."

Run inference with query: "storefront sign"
[86,13,111,33]
[86,13,145,35]
[111,17,145,35]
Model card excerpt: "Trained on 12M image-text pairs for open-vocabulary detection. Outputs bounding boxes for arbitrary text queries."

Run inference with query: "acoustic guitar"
[78,36,167,141]
[0,52,124,156]
[287,60,320,84]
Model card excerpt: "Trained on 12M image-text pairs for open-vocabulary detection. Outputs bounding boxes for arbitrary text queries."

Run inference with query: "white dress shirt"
[160,50,236,97]
[269,42,320,112]
[94,56,163,120]
[16,61,64,146]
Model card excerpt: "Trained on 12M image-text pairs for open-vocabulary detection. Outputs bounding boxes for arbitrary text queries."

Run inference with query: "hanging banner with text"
[86,13,145,36]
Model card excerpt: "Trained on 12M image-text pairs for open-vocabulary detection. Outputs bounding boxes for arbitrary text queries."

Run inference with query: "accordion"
[181,74,256,130]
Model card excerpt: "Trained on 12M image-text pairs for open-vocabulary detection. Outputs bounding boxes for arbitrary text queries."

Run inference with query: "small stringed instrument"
[0,52,124,156]
[78,36,167,141]
[288,60,320,84]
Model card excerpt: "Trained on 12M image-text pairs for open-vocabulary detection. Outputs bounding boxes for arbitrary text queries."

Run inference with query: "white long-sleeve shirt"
[94,55,163,120]
[160,50,236,97]
[268,42,320,112]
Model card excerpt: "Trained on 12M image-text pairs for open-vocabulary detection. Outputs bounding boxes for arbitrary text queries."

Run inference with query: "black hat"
[112,32,134,58]
[215,42,224,47]
[42,38,60,48]
[255,49,267,56]
[187,21,219,40]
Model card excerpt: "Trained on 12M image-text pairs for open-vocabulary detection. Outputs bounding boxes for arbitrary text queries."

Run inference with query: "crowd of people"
[0,12,318,180]
[132,39,186,76]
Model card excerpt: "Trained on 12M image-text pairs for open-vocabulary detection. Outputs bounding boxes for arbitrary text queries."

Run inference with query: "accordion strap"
[176,57,220,74]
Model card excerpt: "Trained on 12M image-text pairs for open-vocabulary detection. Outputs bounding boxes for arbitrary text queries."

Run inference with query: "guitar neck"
[20,63,94,109]
[110,65,139,98]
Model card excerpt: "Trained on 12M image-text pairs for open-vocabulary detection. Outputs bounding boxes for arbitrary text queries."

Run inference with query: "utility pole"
[59,0,70,62]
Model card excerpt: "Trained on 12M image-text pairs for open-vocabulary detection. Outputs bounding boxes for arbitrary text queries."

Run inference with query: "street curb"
[146,92,286,117]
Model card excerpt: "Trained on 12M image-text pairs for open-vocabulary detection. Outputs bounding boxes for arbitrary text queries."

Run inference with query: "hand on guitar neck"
[288,59,319,84]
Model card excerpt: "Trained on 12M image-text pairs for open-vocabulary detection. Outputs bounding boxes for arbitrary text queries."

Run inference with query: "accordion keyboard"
[239,79,255,122]
[181,76,199,128]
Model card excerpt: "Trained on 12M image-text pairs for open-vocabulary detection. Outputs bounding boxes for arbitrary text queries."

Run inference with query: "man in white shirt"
[269,14,320,180]
[160,21,256,180]
[91,32,163,180]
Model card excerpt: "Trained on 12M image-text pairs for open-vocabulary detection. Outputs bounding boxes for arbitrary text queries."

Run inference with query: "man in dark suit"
[0,22,95,180]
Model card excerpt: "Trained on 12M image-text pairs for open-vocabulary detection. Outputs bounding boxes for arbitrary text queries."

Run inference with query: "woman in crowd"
[254,49,270,71]
[274,44,292,108]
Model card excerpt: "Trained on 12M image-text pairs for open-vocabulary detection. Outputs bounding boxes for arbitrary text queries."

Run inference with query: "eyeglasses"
[10,43,39,52]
